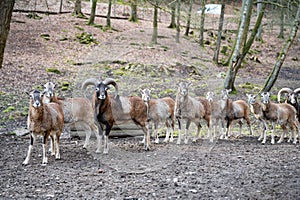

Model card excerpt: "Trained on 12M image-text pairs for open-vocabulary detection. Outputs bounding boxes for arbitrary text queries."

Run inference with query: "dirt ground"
[1,1,300,199]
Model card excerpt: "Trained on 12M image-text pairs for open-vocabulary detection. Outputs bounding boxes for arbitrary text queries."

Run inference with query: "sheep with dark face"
[174,82,207,144]
[277,87,300,123]
[261,92,299,144]
[23,90,64,165]
[140,88,175,143]
[220,89,253,139]
[43,82,101,153]
[82,77,150,153]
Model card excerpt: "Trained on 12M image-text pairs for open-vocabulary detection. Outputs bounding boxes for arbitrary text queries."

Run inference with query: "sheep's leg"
[224,120,232,140]
[23,133,35,165]
[184,120,191,144]
[277,124,287,144]
[49,135,55,156]
[291,122,297,144]
[103,124,112,154]
[270,122,276,144]
[163,119,172,143]
[261,121,268,144]
[193,123,201,142]
[92,123,102,153]
[42,133,49,165]
[258,120,265,141]
[246,117,253,136]
[176,118,182,145]
[142,124,151,151]
[236,120,243,138]
[83,124,91,150]
[55,133,61,160]
[154,123,160,144]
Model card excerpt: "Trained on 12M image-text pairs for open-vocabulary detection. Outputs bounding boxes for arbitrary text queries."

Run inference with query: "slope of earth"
[0,1,300,199]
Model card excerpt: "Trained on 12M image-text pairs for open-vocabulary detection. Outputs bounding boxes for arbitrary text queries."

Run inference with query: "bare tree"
[278,0,285,39]
[213,1,225,63]
[0,0,15,68]
[168,0,176,28]
[151,0,159,44]
[73,0,84,18]
[255,1,263,41]
[129,0,138,22]
[176,0,181,43]
[199,0,206,46]
[224,0,266,91]
[88,0,97,25]
[184,0,193,36]
[107,0,112,27]
[262,0,300,92]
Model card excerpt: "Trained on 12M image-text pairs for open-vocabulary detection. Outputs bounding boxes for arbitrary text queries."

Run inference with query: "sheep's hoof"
[169,138,174,143]
[163,139,169,143]
[277,140,282,144]
[176,141,181,145]
[154,139,160,144]
[103,150,108,154]
[22,161,28,166]
[261,141,266,145]
[95,150,101,154]
[144,146,150,151]
[184,140,188,144]
[258,137,262,141]
[220,135,224,140]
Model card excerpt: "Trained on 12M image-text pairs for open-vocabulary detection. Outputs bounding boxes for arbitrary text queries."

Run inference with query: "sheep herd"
[23,76,300,165]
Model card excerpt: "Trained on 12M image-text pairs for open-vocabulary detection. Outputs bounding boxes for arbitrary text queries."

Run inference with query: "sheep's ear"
[140,89,144,94]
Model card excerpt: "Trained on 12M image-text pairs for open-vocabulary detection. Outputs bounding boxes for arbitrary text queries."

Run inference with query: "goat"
[140,88,175,143]
[82,77,150,153]
[206,91,225,140]
[277,87,300,123]
[220,89,253,139]
[23,90,64,165]
[261,92,299,144]
[174,82,207,144]
[43,82,101,153]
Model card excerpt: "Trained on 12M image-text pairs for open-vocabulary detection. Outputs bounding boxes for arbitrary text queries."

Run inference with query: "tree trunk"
[278,0,285,39]
[184,0,193,36]
[224,0,266,91]
[168,1,176,28]
[213,1,225,63]
[129,0,138,22]
[73,0,84,17]
[107,0,112,27]
[255,1,263,41]
[59,0,63,13]
[176,0,181,43]
[88,0,97,25]
[262,0,300,92]
[199,0,206,47]
[0,0,15,69]
[151,0,159,44]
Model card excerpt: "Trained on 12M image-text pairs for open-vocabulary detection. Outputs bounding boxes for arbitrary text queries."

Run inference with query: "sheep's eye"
[95,88,99,91]
[105,87,109,91]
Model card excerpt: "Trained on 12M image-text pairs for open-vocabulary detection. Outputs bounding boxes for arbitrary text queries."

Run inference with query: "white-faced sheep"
[246,94,272,144]
[220,89,253,139]
[206,91,225,140]
[174,82,208,144]
[82,77,150,153]
[261,92,299,144]
[23,90,64,165]
[277,87,300,123]
[140,88,175,143]
[43,82,101,153]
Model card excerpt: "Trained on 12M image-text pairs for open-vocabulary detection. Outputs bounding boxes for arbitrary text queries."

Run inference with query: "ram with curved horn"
[82,76,150,153]
[278,87,300,122]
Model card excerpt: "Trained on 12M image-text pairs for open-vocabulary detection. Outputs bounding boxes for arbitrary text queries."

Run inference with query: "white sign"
[197,4,222,15]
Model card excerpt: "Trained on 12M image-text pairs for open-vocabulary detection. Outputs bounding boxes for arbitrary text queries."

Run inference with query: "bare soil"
[0,2,300,199]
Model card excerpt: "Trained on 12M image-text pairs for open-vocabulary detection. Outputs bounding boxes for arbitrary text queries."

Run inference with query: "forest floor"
[0,1,300,199]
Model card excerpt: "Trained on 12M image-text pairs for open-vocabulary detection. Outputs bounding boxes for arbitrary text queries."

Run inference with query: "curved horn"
[293,88,300,96]
[277,87,293,103]
[103,78,119,97]
[81,78,99,91]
